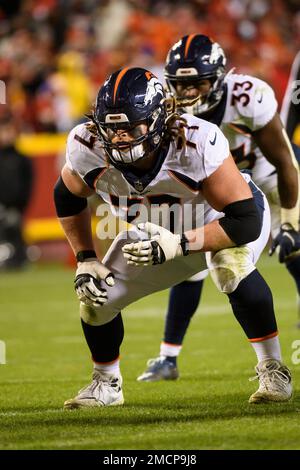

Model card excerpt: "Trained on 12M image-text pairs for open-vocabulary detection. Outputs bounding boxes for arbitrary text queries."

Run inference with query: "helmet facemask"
[166,68,226,116]
[93,104,166,165]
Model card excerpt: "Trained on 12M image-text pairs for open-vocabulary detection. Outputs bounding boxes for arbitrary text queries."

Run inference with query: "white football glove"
[75,258,115,306]
[122,222,187,266]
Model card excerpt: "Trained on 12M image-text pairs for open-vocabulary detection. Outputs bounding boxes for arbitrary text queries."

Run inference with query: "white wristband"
[281,206,299,231]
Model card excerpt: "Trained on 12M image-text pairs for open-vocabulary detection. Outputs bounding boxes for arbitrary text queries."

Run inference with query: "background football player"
[54,67,292,409]
[280,50,300,159]
[137,34,300,383]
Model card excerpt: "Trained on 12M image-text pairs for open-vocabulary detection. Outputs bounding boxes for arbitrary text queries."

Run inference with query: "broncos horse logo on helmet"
[92,67,167,165]
[164,34,227,115]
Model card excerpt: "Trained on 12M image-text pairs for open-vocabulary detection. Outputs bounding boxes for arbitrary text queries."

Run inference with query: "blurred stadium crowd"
[0,0,299,133]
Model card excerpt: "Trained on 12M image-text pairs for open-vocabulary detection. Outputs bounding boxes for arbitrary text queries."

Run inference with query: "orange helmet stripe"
[184,34,197,58]
[113,67,130,104]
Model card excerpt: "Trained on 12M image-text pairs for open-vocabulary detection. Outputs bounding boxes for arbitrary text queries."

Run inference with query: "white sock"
[160,342,182,357]
[251,336,282,363]
[93,358,120,376]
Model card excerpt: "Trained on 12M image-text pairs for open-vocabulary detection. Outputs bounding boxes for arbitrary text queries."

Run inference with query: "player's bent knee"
[209,246,256,294]
[80,302,119,326]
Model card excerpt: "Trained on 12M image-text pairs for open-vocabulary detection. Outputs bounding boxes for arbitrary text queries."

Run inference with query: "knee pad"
[80,302,119,326]
[208,246,256,294]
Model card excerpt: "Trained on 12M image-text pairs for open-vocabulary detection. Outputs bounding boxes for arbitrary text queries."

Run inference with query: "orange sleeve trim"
[184,34,197,58]
[93,167,108,188]
[113,67,130,104]
[92,355,120,365]
[249,331,278,343]
[228,123,251,137]
[167,170,199,195]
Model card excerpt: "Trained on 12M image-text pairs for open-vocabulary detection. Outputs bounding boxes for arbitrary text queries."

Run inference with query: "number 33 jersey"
[219,73,278,193]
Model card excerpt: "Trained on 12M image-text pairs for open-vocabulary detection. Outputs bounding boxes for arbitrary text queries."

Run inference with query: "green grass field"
[0,253,300,450]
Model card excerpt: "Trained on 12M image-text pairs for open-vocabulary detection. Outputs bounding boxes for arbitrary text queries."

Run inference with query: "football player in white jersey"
[137,34,300,383]
[54,67,292,408]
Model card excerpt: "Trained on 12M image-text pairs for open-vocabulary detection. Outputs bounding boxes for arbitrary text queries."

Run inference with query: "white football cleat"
[249,359,292,404]
[137,356,179,382]
[64,372,124,409]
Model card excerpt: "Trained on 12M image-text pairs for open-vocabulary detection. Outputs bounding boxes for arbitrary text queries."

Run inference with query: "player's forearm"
[58,207,94,255]
[253,115,299,212]
[276,160,299,209]
[185,220,235,252]
[275,139,300,230]
[185,197,261,252]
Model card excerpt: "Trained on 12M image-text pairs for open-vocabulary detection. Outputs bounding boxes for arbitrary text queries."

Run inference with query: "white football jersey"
[66,114,229,232]
[220,73,278,193]
[65,112,271,317]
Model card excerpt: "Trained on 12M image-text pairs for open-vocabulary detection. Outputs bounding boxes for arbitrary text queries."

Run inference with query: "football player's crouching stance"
[54,67,292,409]
[138,34,300,385]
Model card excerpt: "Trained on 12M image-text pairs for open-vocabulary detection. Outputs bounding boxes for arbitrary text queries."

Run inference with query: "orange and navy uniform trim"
[248,331,278,343]
[168,170,201,194]
[93,168,108,189]
[113,67,130,104]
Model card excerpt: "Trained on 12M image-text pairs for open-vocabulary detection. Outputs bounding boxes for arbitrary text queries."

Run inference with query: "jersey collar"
[109,141,170,193]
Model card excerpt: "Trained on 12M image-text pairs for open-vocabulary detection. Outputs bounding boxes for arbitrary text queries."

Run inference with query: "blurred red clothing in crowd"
[0,0,299,133]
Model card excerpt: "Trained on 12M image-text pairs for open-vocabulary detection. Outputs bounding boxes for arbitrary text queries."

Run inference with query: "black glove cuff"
[180,233,189,256]
[151,240,166,265]
[76,250,97,262]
